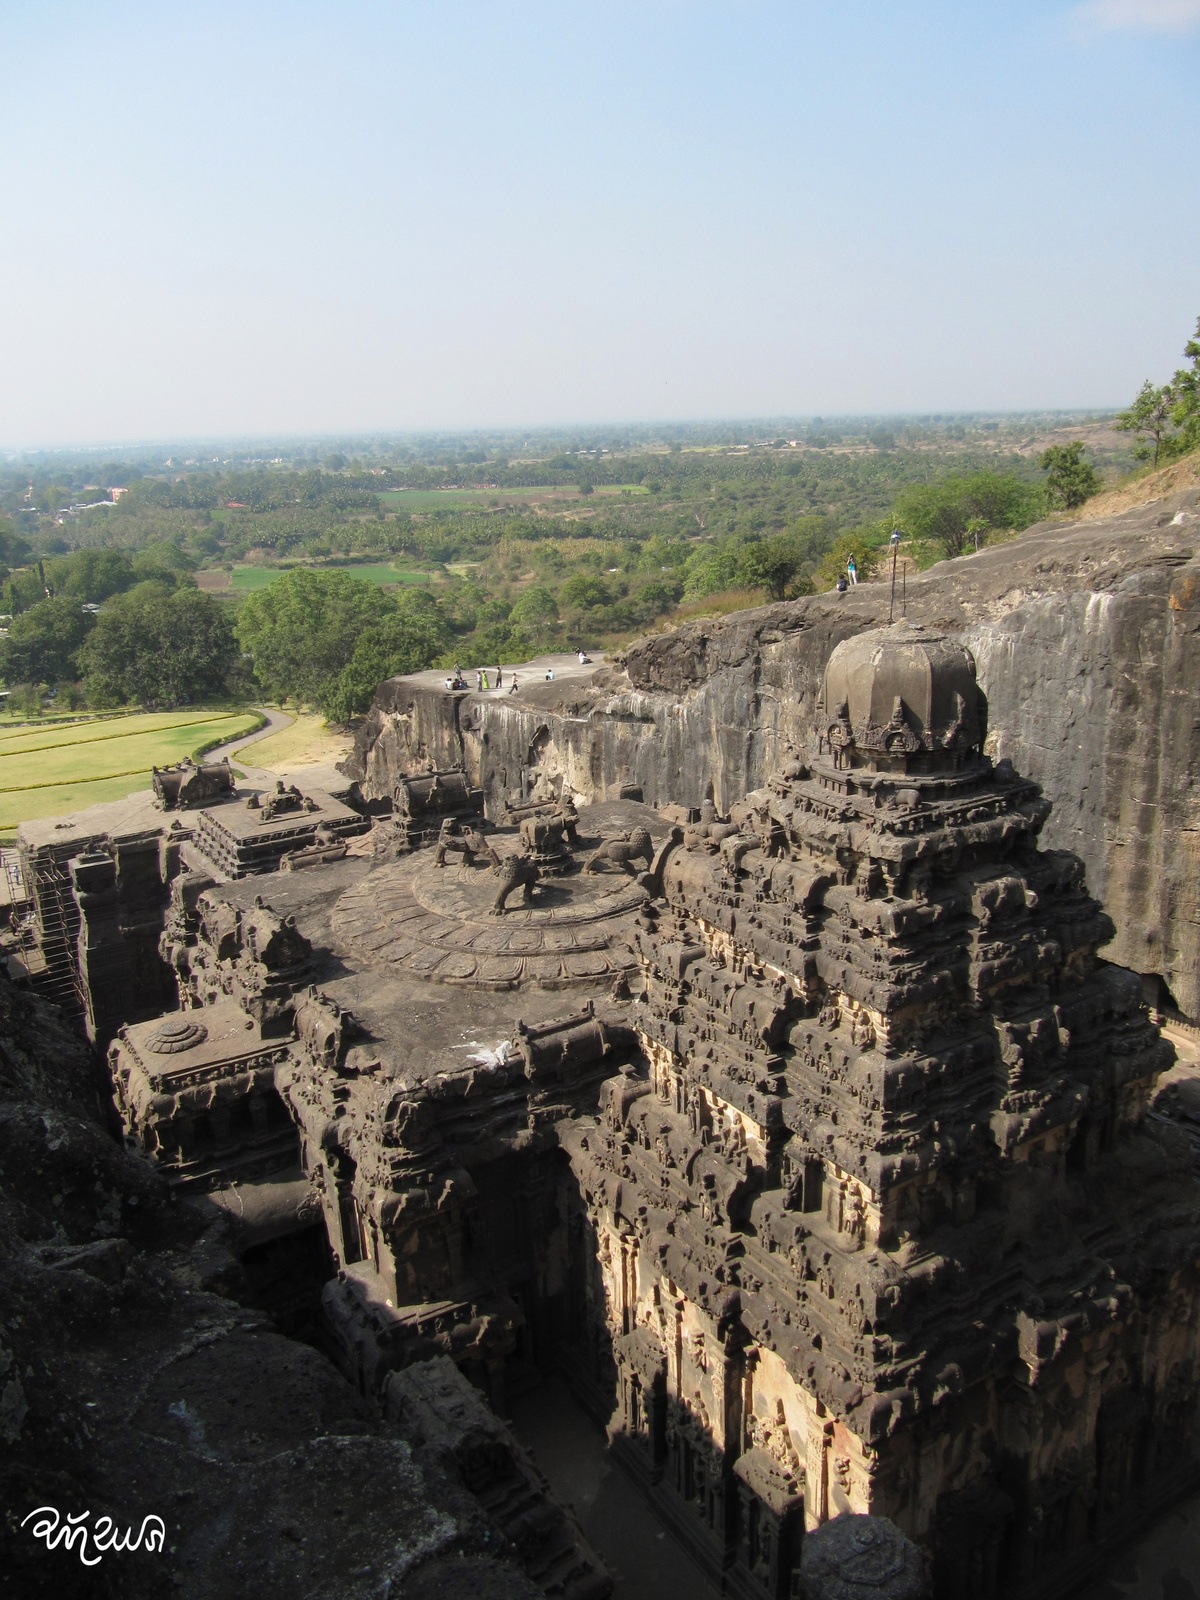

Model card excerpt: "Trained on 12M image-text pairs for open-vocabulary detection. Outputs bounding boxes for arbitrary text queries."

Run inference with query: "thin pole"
[902,560,907,616]
[888,534,899,623]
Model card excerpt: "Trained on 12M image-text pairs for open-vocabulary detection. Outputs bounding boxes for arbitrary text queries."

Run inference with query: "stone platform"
[330,849,648,991]
[167,799,673,1084]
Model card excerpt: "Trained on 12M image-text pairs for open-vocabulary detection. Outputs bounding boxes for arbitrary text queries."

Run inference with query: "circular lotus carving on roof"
[146,1017,209,1055]
[331,851,648,991]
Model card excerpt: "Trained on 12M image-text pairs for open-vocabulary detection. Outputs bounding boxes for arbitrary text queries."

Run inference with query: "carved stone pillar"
[806,1413,834,1530]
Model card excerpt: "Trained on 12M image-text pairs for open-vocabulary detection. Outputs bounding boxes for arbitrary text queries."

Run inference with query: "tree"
[131,540,197,587]
[509,584,560,640]
[45,548,134,603]
[630,579,681,624]
[1115,380,1175,467]
[0,517,31,573]
[736,537,801,602]
[235,568,396,704]
[319,591,452,721]
[9,683,44,717]
[682,544,740,601]
[0,596,95,686]
[558,575,612,610]
[1039,443,1102,510]
[1164,315,1200,461]
[893,472,1042,558]
[79,584,239,708]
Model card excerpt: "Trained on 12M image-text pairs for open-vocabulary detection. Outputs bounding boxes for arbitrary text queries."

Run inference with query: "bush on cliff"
[1040,443,1102,511]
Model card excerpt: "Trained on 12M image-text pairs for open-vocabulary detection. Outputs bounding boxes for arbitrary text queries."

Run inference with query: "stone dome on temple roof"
[818,620,986,770]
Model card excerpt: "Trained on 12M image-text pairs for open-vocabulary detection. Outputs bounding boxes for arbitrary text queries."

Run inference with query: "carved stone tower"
[566,620,1200,1599]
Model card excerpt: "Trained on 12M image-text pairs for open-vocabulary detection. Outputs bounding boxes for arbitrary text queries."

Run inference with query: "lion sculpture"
[584,826,654,876]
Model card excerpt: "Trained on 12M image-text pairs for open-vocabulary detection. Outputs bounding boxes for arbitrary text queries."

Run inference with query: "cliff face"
[345,482,1200,1016]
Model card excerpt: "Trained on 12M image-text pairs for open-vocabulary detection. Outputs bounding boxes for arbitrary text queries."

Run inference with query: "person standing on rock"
[482,670,490,690]
[476,670,483,692]
[847,555,858,586]
[495,667,502,689]
[509,675,519,694]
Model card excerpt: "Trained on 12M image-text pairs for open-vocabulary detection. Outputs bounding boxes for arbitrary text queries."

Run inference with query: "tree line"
[0,452,1089,722]
[9,331,1194,723]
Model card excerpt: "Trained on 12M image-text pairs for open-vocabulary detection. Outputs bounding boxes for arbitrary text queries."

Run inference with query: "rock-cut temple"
[14,621,1200,1600]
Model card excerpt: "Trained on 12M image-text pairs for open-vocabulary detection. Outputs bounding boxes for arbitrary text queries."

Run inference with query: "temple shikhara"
[12,622,1200,1600]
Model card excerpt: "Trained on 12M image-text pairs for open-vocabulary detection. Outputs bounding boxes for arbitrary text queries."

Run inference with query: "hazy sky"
[2,1,1197,447]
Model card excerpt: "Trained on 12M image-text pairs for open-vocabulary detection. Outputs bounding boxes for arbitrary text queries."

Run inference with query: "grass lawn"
[0,710,261,830]
[242,712,354,773]
[230,564,432,590]
[325,564,432,585]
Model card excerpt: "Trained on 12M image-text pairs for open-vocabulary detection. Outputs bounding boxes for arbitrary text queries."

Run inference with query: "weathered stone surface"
[19,573,1200,1600]
[798,1515,927,1600]
[385,1356,611,1599]
[344,486,1200,1016]
[0,973,554,1600]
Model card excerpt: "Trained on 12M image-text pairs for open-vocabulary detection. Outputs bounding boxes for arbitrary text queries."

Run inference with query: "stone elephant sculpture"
[491,854,541,914]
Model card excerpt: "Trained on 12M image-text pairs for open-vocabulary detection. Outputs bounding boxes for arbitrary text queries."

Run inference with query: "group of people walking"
[446,649,594,694]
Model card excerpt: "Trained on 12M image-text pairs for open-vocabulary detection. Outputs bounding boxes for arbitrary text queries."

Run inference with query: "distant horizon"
[1,406,1122,465]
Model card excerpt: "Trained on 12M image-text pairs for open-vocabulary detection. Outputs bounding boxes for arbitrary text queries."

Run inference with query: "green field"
[230,564,432,590]
[0,710,261,830]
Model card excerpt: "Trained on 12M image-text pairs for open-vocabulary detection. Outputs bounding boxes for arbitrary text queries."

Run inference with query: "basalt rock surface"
[0,972,579,1600]
[344,484,1200,1018]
